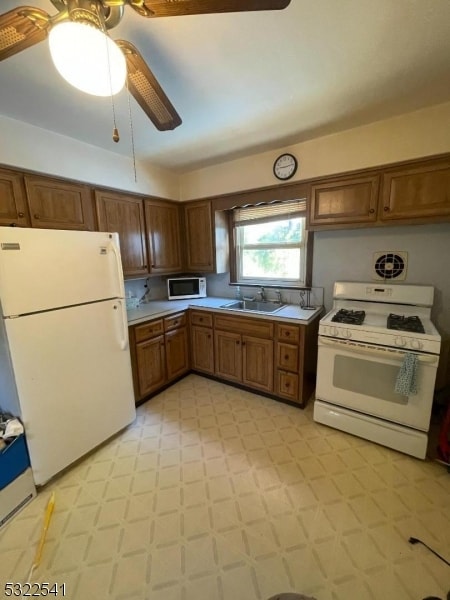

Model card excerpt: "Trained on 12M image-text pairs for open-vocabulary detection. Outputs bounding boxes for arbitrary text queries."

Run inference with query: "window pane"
[242,218,302,245]
[242,248,301,279]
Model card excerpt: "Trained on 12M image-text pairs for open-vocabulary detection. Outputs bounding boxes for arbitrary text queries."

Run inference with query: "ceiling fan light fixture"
[48,20,126,97]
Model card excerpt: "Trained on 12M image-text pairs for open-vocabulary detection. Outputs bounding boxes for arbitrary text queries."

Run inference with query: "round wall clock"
[273,153,298,180]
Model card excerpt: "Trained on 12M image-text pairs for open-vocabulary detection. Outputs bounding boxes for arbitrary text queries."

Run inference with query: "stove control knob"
[395,336,407,347]
[343,329,352,339]
[331,326,339,337]
[410,338,423,350]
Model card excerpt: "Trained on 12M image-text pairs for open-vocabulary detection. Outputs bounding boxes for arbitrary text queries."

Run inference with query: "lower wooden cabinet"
[242,336,273,393]
[129,312,190,402]
[136,335,166,397]
[275,324,303,403]
[214,330,242,383]
[214,314,274,394]
[130,307,319,407]
[190,311,214,375]
[165,326,189,381]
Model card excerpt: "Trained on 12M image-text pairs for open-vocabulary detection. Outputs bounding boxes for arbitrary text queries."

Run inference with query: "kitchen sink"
[220,300,285,314]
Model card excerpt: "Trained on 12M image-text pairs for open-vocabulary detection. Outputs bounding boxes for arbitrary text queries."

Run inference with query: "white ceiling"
[1,0,450,172]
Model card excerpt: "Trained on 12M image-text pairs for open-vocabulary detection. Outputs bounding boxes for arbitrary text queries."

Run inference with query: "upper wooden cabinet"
[24,175,95,231]
[183,200,228,273]
[308,175,379,228]
[95,189,148,278]
[308,155,450,231]
[144,199,182,274]
[0,168,30,227]
[380,158,450,221]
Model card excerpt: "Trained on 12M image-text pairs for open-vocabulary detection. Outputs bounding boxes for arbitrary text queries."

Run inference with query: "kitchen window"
[231,199,310,286]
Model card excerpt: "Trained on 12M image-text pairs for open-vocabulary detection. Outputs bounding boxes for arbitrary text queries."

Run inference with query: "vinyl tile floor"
[1,375,449,600]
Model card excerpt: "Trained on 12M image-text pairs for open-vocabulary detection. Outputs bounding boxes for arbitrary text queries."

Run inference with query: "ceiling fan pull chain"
[126,79,138,183]
[102,20,120,143]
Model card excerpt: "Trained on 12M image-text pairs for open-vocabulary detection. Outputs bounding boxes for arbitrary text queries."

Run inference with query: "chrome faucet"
[275,289,282,304]
[257,287,266,302]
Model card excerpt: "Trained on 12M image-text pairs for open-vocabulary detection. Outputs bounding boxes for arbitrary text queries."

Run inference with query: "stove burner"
[331,309,366,325]
[387,313,425,333]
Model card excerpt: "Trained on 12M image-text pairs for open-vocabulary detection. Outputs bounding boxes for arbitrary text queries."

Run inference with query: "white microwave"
[167,277,207,300]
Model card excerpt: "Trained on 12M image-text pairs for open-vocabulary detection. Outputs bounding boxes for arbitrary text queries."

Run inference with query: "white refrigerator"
[0,227,136,485]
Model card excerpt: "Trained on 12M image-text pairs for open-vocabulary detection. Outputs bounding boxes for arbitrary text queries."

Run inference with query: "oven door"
[316,336,439,431]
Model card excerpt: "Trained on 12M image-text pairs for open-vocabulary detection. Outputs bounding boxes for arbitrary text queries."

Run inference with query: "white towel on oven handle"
[395,352,418,396]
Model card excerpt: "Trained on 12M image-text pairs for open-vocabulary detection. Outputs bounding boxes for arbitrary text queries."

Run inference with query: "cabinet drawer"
[276,370,299,402]
[190,310,213,328]
[214,314,274,339]
[276,342,299,372]
[135,319,164,342]
[277,324,301,343]
[164,312,187,332]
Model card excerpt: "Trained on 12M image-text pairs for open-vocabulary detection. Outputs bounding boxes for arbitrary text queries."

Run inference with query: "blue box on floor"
[0,434,31,490]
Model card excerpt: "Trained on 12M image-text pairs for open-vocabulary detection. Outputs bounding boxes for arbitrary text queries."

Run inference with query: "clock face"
[273,153,298,180]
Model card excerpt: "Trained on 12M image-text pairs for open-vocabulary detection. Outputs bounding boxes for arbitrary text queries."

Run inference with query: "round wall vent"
[372,251,407,281]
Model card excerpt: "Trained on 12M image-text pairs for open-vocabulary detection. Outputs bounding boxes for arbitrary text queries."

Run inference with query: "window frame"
[229,202,313,289]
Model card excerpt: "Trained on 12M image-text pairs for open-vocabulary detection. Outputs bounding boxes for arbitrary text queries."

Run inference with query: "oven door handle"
[319,336,438,364]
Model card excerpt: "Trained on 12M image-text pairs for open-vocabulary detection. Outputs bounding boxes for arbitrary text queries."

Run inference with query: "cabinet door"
[24,175,94,230]
[144,200,182,274]
[136,335,166,397]
[380,159,450,221]
[276,370,299,402]
[184,200,214,271]
[95,190,147,277]
[0,169,30,227]
[191,325,214,374]
[309,175,379,227]
[165,327,190,381]
[276,342,299,372]
[214,330,242,383]
[242,335,273,393]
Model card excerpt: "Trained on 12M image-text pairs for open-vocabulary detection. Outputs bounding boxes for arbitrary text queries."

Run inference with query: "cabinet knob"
[199,318,203,322]
[285,382,290,388]
[236,340,240,345]
[18,212,24,218]
[242,341,246,346]
[383,206,389,212]
[34,214,40,219]
[369,208,375,214]
[284,355,289,360]
[285,332,290,337]
[208,334,211,339]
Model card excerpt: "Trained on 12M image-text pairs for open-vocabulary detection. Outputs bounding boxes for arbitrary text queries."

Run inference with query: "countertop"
[127,297,323,326]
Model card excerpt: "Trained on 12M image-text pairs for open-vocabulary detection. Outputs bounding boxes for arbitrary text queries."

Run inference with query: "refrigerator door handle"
[115,300,129,351]
[109,239,125,299]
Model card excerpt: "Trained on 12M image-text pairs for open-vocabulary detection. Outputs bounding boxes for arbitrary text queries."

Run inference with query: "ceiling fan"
[0,0,291,132]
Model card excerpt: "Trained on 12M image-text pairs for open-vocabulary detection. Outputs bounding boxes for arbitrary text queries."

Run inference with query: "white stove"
[314,282,441,459]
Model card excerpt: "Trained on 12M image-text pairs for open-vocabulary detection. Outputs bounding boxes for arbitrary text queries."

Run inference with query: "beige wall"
[0,115,179,200]
[179,101,450,200]
[3,101,450,202]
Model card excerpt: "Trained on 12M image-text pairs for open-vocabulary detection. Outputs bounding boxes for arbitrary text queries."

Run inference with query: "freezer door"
[0,228,125,316]
[5,299,135,485]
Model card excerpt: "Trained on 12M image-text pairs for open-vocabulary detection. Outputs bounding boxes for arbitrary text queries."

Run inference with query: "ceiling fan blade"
[0,6,51,61]
[132,0,290,18]
[116,40,182,131]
